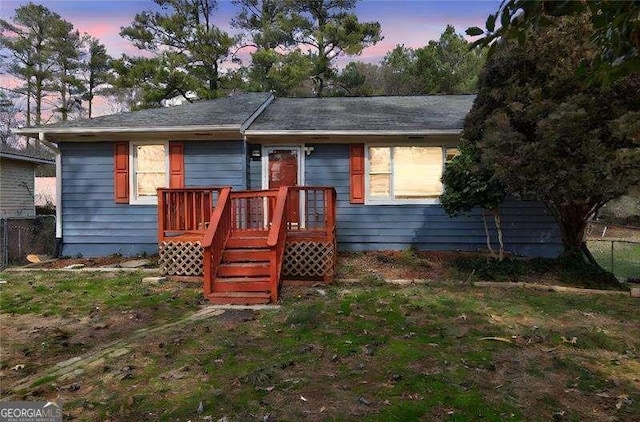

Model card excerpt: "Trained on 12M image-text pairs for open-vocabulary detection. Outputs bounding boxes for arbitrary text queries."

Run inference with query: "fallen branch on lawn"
[473,281,629,296]
[478,336,518,346]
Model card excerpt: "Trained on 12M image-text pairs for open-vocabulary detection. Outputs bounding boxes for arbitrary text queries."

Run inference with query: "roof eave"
[12,124,242,136]
[244,129,462,136]
[0,152,55,165]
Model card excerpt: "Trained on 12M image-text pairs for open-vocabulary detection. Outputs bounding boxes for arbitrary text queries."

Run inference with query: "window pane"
[137,172,165,197]
[369,174,390,197]
[394,147,443,198]
[369,147,390,173]
[137,145,165,172]
[135,144,166,198]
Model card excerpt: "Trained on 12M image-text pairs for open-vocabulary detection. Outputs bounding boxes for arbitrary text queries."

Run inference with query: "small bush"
[452,254,626,290]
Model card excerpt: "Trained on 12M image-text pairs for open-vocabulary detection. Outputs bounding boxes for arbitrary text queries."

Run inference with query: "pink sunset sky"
[1,0,499,117]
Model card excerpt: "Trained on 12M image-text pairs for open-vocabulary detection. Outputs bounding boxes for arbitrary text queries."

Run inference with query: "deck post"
[157,189,166,243]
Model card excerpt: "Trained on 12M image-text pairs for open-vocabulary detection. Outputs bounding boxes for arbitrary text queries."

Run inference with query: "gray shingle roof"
[14,93,475,136]
[25,92,273,131]
[0,144,55,164]
[246,95,475,132]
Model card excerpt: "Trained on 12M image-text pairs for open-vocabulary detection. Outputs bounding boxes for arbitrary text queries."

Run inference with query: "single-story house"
[14,93,562,303]
[0,145,55,218]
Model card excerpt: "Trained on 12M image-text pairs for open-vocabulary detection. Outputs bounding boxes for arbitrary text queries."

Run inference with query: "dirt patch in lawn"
[0,309,160,390]
[337,250,459,280]
[477,348,637,421]
[336,250,624,290]
[0,271,202,397]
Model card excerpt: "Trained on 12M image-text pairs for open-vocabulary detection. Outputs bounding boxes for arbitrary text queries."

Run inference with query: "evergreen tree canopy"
[332,26,485,97]
[468,0,640,83]
[119,0,237,105]
[83,37,112,118]
[287,0,382,97]
[415,25,485,94]
[463,14,640,257]
[1,3,75,124]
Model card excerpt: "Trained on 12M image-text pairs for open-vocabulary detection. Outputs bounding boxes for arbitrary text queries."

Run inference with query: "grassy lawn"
[587,240,640,281]
[1,270,639,421]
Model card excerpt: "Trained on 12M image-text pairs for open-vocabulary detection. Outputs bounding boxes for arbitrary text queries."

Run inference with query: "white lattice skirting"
[159,241,204,276]
[283,241,335,278]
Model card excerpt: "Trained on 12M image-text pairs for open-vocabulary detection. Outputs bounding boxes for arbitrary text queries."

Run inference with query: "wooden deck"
[157,186,337,304]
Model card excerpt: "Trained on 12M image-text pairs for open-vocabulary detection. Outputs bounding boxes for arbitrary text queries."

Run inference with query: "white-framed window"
[364,145,460,204]
[129,141,169,205]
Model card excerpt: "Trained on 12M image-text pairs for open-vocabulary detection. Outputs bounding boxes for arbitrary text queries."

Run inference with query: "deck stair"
[208,232,272,304]
[157,185,337,305]
[201,187,287,305]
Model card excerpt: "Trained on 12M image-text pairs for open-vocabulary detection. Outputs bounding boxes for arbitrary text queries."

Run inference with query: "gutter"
[38,138,60,154]
[0,152,55,165]
[13,124,240,136]
[243,129,462,136]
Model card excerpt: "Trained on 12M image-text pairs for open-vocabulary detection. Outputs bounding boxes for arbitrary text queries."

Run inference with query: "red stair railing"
[267,186,289,302]
[202,187,232,296]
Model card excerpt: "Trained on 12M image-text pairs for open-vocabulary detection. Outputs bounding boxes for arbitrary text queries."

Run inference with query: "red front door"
[268,149,299,224]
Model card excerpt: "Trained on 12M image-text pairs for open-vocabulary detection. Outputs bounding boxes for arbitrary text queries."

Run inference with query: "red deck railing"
[229,189,279,232]
[286,186,337,240]
[157,187,226,242]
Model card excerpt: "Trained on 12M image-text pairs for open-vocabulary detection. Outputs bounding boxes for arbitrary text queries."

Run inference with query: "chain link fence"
[0,216,56,269]
[587,239,640,282]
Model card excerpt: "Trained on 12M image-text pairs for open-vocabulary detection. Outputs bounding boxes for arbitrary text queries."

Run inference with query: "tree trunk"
[26,81,32,127]
[491,207,504,261]
[61,73,68,121]
[209,62,218,94]
[555,203,590,256]
[481,209,496,258]
[35,79,42,125]
[316,78,324,97]
[552,203,619,285]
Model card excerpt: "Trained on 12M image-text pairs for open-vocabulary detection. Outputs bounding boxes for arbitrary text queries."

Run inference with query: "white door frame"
[261,145,306,227]
[261,145,305,189]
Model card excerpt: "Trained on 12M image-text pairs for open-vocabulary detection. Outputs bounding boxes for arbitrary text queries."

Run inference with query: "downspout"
[39,132,63,257]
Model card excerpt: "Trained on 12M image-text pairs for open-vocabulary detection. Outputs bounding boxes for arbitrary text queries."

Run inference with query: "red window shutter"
[169,141,184,188]
[349,144,365,204]
[114,142,129,203]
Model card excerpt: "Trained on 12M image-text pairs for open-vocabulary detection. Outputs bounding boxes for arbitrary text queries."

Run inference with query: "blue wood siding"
[247,144,262,190]
[62,140,561,258]
[184,141,246,189]
[60,140,245,257]
[304,144,563,257]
